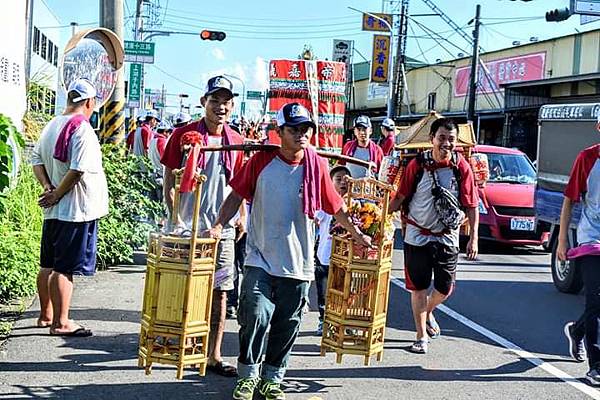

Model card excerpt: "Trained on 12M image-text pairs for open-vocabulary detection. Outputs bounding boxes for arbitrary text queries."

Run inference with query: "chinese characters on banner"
[454,52,546,97]
[371,34,390,83]
[362,13,393,32]
[268,59,347,149]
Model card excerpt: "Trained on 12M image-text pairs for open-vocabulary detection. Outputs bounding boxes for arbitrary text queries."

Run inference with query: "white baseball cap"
[157,120,172,131]
[382,118,395,129]
[173,112,192,126]
[68,78,98,103]
[145,109,161,121]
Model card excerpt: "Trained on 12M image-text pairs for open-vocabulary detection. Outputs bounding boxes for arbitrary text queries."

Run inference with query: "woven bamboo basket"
[138,171,218,379]
[320,177,394,365]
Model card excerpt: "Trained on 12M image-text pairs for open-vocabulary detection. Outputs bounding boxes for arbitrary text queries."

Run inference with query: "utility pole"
[100,0,126,143]
[466,4,481,123]
[393,0,409,117]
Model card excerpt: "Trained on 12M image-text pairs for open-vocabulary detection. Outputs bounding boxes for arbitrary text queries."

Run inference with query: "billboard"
[454,52,546,97]
[371,34,391,83]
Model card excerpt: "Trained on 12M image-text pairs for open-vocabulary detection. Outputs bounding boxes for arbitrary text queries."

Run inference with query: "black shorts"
[403,242,458,295]
[40,219,98,276]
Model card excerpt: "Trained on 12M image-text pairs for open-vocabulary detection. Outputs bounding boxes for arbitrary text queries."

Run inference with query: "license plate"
[510,217,535,231]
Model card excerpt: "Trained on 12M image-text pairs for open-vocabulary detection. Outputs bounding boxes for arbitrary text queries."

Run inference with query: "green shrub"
[97,145,163,268]
[0,167,43,302]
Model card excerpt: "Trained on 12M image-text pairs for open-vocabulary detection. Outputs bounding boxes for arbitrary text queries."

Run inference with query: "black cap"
[204,75,239,97]
[330,164,351,178]
[276,103,316,129]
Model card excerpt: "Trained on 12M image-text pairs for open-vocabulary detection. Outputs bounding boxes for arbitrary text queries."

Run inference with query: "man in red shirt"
[161,75,245,378]
[379,117,396,156]
[131,110,159,156]
[209,103,371,400]
[341,115,383,178]
[558,120,600,385]
[389,118,479,355]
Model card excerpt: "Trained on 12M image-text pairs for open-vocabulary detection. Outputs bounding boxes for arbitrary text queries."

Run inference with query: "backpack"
[402,150,465,231]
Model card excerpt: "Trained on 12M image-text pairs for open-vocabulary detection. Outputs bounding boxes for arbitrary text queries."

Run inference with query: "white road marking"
[391,277,600,399]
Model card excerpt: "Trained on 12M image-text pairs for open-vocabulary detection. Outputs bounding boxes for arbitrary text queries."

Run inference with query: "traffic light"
[200,30,226,41]
[546,7,572,22]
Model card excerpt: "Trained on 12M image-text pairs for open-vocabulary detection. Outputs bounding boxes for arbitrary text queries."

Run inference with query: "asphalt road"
[0,244,595,400]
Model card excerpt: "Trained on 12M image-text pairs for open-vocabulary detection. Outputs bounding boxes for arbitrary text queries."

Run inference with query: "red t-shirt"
[230,150,344,215]
[397,154,479,209]
[564,144,600,202]
[380,135,395,156]
[161,120,244,172]
[140,124,153,152]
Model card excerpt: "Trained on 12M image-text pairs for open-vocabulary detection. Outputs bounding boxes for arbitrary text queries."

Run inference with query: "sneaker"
[586,368,600,386]
[232,377,260,400]
[258,378,286,400]
[316,320,323,336]
[410,339,428,354]
[564,321,586,362]
[226,305,238,320]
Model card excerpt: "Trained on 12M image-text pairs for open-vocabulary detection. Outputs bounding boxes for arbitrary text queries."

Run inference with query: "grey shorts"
[214,239,235,291]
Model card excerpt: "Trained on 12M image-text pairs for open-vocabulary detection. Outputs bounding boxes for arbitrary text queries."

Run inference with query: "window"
[427,92,437,111]
[33,27,40,54]
[46,39,53,64]
[41,34,47,60]
[53,45,58,67]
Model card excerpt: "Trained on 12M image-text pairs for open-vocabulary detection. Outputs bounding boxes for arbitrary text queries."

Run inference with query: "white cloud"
[210,48,225,61]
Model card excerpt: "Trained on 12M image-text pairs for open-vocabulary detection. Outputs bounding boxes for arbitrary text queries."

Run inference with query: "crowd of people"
[29,74,600,397]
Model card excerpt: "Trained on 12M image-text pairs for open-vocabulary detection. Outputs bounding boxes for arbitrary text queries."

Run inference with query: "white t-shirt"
[315,210,333,266]
[31,114,109,222]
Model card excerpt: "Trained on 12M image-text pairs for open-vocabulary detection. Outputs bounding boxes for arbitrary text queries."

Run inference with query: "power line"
[165,7,358,22]
[150,64,203,90]
[164,11,360,29]
[161,19,363,35]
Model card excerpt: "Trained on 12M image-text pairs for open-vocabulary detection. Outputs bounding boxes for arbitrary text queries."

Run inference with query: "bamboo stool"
[320,177,394,366]
[138,171,219,379]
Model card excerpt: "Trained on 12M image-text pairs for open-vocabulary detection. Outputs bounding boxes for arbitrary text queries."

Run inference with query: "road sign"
[241,101,246,115]
[127,63,142,107]
[362,13,393,32]
[332,39,353,67]
[371,34,390,83]
[581,13,600,23]
[246,90,263,99]
[124,41,155,64]
[575,0,600,15]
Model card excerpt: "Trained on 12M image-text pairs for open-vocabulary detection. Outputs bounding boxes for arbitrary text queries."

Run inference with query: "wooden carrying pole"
[197,144,376,169]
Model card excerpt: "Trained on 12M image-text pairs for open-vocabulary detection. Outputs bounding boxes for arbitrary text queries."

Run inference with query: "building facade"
[348,29,600,160]
[29,0,62,115]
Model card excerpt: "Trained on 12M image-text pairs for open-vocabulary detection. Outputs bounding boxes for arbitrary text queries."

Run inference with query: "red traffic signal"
[200,30,226,41]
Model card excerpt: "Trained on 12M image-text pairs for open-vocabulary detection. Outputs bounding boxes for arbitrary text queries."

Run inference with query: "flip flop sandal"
[426,318,441,339]
[50,327,93,337]
[207,361,238,377]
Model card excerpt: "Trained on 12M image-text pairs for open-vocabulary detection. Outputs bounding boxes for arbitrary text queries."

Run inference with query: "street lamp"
[222,73,246,118]
[348,6,395,119]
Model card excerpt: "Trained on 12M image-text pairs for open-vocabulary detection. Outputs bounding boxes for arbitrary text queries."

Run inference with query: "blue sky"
[45,0,598,118]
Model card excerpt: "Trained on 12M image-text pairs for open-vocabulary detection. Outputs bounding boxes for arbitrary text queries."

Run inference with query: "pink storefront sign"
[454,52,546,97]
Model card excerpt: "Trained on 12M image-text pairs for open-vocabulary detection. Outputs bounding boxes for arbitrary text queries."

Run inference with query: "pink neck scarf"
[53,114,87,162]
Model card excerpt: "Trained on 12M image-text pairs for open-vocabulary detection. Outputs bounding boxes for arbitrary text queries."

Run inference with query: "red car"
[473,145,550,246]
